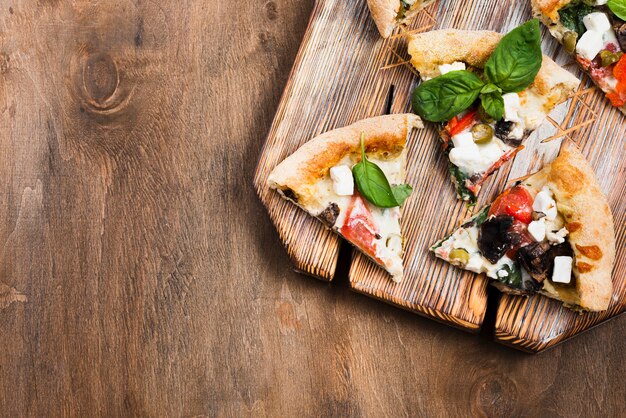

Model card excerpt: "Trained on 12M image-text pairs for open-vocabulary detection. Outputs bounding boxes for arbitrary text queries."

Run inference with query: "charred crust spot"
[575,244,603,260]
[281,188,298,203]
[576,262,594,273]
[566,221,582,233]
[318,203,340,227]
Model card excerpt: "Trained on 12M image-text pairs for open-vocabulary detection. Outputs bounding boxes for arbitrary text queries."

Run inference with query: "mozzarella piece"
[329,165,354,196]
[533,186,558,221]
[595,0,608,5]
[583,12,611,33]
[451,131,475,149]
[576,30,604,61]
[502,92,522,123]
[602,30,619,48]
[465,254,484,273]
[552,256,573,284]
[438,61,466,75]
[528,219,546,242]
[546,227,569,244]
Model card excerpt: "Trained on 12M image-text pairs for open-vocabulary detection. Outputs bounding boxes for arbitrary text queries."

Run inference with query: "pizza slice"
[366,0,436,38]
[268,114,423,282]
[431,141,615,311]
[532,0,626,112]
[408,21,580,203]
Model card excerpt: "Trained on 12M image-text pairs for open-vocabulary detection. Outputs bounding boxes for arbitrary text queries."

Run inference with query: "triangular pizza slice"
[431,141,615,312]
[268,114,423,282]
[532,0,626,112]
[366,0,436,38]
[408,22,580,203]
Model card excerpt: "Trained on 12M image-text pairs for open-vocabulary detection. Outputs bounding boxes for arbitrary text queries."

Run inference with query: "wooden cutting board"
[254,0,626,352]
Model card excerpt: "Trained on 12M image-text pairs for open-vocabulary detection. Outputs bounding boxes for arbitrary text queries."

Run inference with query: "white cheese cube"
[595,0,608,5]
[528,219,546,242]
[583,12,611,33]
[449,146,482,174]
[438,61,466,75]
[602,30,619,48]
[533,187,558,221]
[502,92,521,123]
[552,256,573,284]
[576,30,604,61]
[451,131,475,148]
[329,165,354,196]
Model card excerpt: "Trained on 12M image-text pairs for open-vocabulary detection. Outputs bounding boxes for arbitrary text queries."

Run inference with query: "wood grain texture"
[257,0,625,350]
[1,0,625,416]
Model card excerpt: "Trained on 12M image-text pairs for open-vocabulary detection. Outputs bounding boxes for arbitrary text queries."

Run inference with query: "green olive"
[563,31,577,54]
[471,123,494,144]
[600,50,624,67]
[449,248,470,264]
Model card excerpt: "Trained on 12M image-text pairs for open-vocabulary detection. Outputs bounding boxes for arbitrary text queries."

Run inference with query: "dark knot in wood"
[471,374,520,418]
[82,52,119,109]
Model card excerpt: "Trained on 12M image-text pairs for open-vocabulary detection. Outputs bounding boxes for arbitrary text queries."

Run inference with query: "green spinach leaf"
[484,19,543,93]
[412,71,485,122]
[609,0,626,21]
[448,163,476,204]
[559,2,595,35]
[352,133,410,208]
[480,91,504,121]
[494,264,523,289]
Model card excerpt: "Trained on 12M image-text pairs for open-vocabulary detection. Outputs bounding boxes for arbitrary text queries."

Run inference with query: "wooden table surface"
[0,1,624,416]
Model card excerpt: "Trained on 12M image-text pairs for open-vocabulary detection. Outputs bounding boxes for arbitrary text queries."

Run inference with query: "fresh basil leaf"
[609,0,626,21]
[352,133,400,208]
[480,91,504,121]
[484,19,542,93]
[412,71,485,122]
[480,83,501,94]
[559,2,595,35]
[391,184,413,206]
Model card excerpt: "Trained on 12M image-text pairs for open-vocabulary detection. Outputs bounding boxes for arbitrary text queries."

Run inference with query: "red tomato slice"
[505,219,535,259]
[613,54,626,83]
[446,109,478,136]
[488,185,534,224]
[340,195,380,259]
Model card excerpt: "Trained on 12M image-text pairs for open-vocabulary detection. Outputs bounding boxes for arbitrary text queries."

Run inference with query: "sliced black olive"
[494,120,513,141]
[318,203,339,227]
[478,215,515,264]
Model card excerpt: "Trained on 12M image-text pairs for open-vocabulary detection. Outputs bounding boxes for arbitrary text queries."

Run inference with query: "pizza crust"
[268,114,423,212]
[366,0,436,38]
[523,141,615,311]
[545,141,615,311]
[367,0,400,38]
[407,29,580,108]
